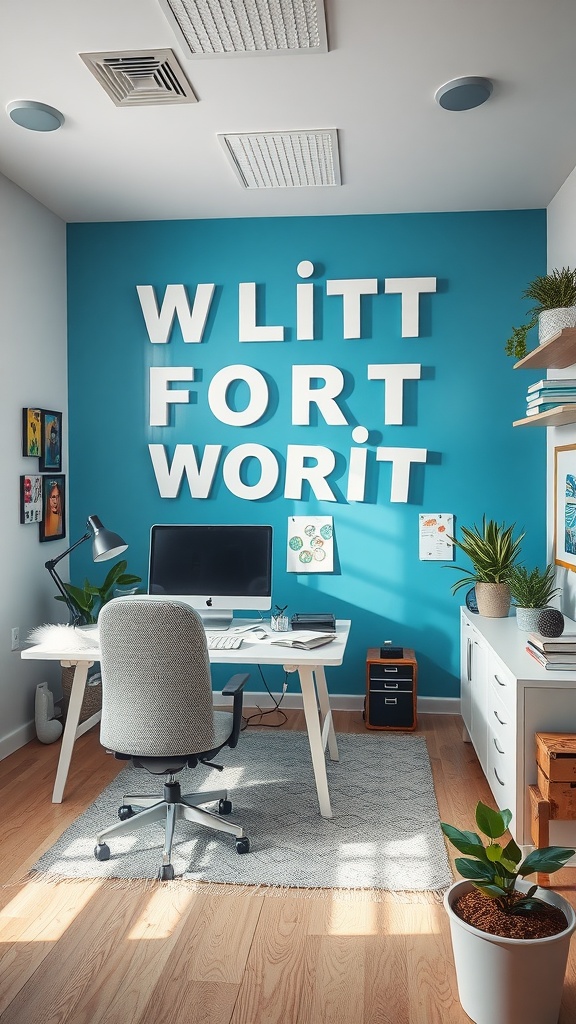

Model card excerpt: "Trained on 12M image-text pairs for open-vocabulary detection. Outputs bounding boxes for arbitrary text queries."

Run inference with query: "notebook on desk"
[270,630,337,650]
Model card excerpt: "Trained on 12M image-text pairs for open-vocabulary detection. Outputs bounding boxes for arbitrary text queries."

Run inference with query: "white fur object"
[27,623,100,650]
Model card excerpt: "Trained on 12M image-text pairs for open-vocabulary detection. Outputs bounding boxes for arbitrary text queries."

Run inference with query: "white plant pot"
[539,306,576,344]
[444,879,576,1024]
[515,606,546,632]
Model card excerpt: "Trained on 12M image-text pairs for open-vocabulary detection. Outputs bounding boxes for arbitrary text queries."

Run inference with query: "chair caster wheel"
[118,804,135,821]
[158,864,175,881]
[94,843,110,861]
[218,798,232,815]
[236,837,250,854]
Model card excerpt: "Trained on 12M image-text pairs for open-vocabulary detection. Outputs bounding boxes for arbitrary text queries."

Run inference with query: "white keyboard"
[206,634,244,650]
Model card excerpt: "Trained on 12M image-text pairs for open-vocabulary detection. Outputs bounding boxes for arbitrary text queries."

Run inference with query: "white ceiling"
[2,0,576,223]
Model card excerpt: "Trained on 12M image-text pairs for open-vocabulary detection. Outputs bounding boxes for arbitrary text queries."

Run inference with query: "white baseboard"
[0,720,36,761]
[215,691,461,715]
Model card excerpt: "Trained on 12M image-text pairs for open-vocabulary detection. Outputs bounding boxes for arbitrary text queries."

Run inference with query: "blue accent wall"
[67,210,546,698]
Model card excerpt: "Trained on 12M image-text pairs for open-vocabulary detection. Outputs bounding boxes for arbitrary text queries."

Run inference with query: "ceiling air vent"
[218,129,341,188]
[158,0,328,57]
[79,49,197,106]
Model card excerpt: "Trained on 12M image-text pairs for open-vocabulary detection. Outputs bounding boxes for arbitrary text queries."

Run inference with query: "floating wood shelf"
[513,327,576,371]
[513,405,576,428]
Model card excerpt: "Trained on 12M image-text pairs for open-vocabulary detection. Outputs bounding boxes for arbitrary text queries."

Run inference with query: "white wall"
[547,165,576,618]
[0,173,67,757]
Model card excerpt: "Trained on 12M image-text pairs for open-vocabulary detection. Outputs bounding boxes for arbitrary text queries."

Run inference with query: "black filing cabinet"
[364,648,418,731]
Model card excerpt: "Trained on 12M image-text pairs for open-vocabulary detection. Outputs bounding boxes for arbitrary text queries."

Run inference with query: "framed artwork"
[554,444,576,571]
[19,474,43,525]
[38,410,62,472]
[39,474,66,543]
[22,408,41,457]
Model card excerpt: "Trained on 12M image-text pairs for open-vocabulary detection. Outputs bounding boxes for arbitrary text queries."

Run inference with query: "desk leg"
[298,665,333,819]
[52,661,90,803]
[314,665,339,763]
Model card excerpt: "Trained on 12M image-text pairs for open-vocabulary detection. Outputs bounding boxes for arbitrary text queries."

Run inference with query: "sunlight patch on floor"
[0,879,100,941]
[127,884,200,940]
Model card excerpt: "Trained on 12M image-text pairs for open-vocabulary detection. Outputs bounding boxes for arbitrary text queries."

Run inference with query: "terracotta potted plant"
[447,516,524,617]
[508,562,562,632]
[442,801,576,1024]
[505,266,576,360]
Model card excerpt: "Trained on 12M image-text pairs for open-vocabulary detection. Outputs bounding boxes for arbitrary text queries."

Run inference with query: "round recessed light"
[6,100,65,132]
[434,77,493,112]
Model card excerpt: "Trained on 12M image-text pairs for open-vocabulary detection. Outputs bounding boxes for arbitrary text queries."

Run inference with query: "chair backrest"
[98,597,217,758]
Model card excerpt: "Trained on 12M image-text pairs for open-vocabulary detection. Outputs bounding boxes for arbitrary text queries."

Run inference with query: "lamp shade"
[88,515,128,562]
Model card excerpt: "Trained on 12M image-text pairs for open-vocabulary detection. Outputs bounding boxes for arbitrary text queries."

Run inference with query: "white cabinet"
[460,608,576,849]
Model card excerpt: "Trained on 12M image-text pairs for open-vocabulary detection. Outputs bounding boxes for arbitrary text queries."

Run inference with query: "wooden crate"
[535,732,576,782]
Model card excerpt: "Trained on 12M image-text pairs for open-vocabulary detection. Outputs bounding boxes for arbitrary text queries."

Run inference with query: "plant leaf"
[519,846,575,876]
[475,801,511,839]
[454,858,496,883]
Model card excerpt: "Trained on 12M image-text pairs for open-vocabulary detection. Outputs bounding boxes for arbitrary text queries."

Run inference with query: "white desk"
[21,619,351,817]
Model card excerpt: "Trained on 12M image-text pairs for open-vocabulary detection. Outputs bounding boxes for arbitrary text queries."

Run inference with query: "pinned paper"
[419,513,454,561]
[287,516,334,573]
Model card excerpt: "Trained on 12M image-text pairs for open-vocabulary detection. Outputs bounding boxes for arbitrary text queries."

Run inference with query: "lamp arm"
[44,530,91,625]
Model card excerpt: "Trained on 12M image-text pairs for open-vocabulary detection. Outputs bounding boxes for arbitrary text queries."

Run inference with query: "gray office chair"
[93,597,250,880]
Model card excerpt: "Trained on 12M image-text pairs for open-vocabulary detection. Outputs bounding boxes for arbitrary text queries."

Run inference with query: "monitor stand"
[198,609,233,631]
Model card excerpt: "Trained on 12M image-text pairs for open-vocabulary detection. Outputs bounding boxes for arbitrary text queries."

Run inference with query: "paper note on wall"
[287,516,334,573]
[419,513,454,561]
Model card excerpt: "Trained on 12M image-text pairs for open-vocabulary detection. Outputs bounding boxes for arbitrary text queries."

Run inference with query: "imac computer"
[148,524,273,629]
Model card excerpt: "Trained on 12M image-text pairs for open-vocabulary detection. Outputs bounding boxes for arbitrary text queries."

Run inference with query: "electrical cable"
[241,664,288,729]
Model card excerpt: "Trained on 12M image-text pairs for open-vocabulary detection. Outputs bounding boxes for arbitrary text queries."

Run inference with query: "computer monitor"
[148,524,273,629]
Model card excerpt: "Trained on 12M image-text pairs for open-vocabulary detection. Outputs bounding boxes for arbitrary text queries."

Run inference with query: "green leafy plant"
[447,516,524,594]
[55,559,142,624]
[508,563,561,609]
[441,801,574,914]
[505,266,576,359]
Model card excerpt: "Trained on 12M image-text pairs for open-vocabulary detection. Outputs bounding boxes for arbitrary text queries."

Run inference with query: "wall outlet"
[11,627,19,651]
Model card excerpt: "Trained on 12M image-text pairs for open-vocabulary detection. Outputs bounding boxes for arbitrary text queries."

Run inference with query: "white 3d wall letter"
[208,365,269,426]
[325,278,379,338]
[149,367,194,426]
[137,283,215,343]
[291,365,348,425]
[376,446,428,502]
[238,283,284,342]
[367,363,422,424]
[383,278,437,337]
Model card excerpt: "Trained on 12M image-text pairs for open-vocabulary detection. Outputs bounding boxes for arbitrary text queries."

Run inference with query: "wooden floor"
[1,710,576,1023]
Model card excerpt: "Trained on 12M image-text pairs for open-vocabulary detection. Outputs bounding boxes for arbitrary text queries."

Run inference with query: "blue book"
[527,393,576,407]
[527,378,576,393]
[525,402,576,415]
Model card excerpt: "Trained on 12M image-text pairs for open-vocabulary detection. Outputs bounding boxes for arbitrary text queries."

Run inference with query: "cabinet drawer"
[366,691,415,729]
[487,733,516,814]
[486,655,516,714]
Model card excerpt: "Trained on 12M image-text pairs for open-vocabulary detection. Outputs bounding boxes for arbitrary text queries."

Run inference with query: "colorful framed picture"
[39,474,66,543]
[22,408,42,457]
[38,410,62,472]
[19,474,43,525]
[554,444,576,571]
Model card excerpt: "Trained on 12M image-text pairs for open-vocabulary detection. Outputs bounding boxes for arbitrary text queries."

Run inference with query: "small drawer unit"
[364,648,418,730]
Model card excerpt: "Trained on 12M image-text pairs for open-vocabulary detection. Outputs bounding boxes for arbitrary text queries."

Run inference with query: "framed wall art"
[554,443,576,571]
[22,408,41,457]
[39,474,66,543]
[38,410,62,472]
[19,474,43,525]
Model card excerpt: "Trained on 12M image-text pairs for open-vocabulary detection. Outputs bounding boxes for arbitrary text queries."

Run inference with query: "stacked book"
[525,378,576,417]
[526,632,576,670]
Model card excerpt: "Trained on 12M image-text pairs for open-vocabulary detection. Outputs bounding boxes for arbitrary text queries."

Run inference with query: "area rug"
[31,731,451,892]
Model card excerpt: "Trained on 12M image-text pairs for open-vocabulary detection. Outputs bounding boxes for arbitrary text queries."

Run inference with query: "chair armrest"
[222,672,249,749]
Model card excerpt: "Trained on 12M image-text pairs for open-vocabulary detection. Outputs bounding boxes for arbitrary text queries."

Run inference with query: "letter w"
[137,283,215,344]
[149,444,222,498]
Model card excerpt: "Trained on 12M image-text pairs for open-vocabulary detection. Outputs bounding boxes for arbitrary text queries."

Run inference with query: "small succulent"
[441,801,574,914]
[508,563,561,609]
[505,267,576,359]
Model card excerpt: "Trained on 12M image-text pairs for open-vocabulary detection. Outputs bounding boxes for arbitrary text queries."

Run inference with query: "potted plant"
[447,516,524,617]
[508,562,562,632]
[55,558,142,625]
[442,801,576,1024]
[505,266,576,360]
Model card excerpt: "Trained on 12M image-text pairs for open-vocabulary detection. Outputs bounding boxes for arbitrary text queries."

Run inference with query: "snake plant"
[447,516,524,594]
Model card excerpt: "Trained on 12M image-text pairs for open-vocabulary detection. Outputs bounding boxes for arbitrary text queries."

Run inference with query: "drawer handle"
[494,674,507,688]
[493,710,506,726]
[493,737,505,755]
[384,698,398,705]
[493,767,506,787]
[383,667,399,673]
[384,682,399,690]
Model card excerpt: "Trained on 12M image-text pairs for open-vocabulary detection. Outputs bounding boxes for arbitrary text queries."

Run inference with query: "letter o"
[222,444,279,499]
[208,365,269,426]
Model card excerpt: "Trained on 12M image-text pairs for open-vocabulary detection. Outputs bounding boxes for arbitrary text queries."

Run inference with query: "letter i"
[347,427,370,501]
[296,260,315,340]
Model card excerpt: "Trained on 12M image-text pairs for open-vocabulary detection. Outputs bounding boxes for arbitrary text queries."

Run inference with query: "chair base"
[95,778,248,877]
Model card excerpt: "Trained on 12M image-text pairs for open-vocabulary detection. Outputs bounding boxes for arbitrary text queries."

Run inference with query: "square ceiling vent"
[218,129,341,188]
[79,49,197,106]
[158,0,327,57]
